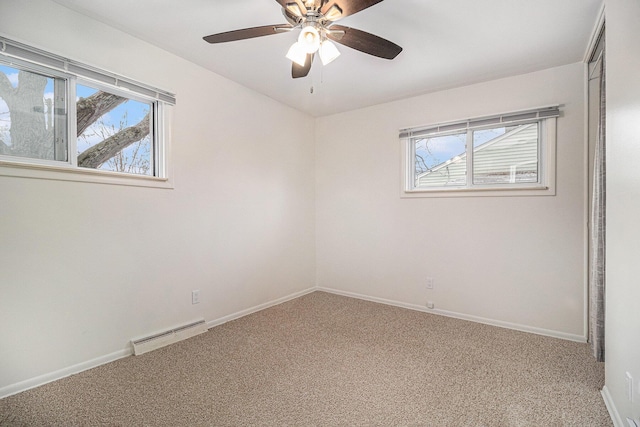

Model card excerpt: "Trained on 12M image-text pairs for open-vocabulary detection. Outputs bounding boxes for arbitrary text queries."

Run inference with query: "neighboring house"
[416,123,539,187]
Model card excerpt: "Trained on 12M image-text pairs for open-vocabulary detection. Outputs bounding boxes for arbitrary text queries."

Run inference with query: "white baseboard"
[0,348,131,400]
[206,287,316,329]
[0,286,316,400]
[601,385,625,427]
[317,287,587,343]
[0,286,586,400]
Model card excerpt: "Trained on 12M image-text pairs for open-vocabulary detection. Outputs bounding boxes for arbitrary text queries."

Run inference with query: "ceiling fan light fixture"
[298,25,321,53]
[203,0,403,79]
[319,40,340,65]
[324,4,343,21]
[285,2,304,17]
[286,42,307,66]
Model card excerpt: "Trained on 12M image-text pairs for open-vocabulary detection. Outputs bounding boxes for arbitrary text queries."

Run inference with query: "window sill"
[401,185,554,198]
[0,160,173,189]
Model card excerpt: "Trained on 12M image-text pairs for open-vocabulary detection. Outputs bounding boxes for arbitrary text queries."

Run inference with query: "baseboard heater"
[131,319,208,356]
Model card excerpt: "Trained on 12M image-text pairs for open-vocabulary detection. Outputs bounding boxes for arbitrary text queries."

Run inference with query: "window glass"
[414,132,466,187]
[0,37,173,187]
[76,84,154,176]
[0,64,67,162]
[472,123,539,185]
[402,109,557,197]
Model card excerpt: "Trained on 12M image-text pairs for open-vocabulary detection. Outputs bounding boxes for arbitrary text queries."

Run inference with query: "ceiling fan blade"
[326,25,402,59]
[320,0,383,21]
[292,54,314,78]
[203,24,291,44]
[274,0,308,17]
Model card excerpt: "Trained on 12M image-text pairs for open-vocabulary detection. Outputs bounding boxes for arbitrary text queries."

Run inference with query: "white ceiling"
[51,0,602,117]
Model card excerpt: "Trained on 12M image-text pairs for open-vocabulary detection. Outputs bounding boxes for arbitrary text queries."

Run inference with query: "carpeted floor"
[0,291,611,426]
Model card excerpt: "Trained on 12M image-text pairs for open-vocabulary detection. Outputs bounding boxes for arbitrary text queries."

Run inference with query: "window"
[0,65,67,162]
[76,83,155,176]
[0,37,175,187]
[400,107,559,197]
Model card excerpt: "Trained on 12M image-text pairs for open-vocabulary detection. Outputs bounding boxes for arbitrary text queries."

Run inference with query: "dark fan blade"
[326,25,402,59]
[292,54,314,78]
[274,0,308,17]
[320,0,383,21]
[204,24,291,43]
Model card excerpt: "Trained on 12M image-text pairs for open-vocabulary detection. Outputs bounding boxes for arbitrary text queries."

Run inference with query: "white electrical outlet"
[426,277,434,289]
[192,290,201,305]
[426,301,434,309]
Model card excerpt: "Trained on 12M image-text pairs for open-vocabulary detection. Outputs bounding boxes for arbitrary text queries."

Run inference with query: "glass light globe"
[286,42,307,66]
[298,25,320,54]
[319,40,340,65]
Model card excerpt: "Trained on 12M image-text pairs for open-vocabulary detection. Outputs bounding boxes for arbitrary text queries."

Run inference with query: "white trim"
[583,0,605,365]
[602,385,625,427]
[0,285,590,400]
[317,286,587,343]
[0,287,316,399]
[583,62,591,342]
[583,3,606,64]
[401,184,552,198]
[0,349,130,400]
[0,160,174,188]
[206,287,316,329]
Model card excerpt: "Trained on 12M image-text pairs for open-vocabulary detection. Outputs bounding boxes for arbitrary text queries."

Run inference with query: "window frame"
[400,108,558,198]
[0,37,174,188]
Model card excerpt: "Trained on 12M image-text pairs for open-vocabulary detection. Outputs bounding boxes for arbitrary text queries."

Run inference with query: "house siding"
[417,123,538,187]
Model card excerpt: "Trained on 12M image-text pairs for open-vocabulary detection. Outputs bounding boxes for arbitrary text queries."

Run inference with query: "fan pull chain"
[310,61,324,95]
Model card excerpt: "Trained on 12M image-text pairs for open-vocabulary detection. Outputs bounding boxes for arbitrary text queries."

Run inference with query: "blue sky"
[76,83,150,154]
[76,84,152,175]
[1,65,152,175]
[415,127,506,173]
[0,65,150,140]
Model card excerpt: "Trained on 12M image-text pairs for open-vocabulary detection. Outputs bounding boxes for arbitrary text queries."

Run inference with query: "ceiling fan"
[203,0,402,79]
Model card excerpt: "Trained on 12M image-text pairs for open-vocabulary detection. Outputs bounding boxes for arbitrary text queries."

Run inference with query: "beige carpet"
[0,291,611,426]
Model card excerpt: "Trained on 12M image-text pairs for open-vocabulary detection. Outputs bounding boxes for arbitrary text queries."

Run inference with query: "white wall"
[0,0,607,404]
[316,63,587,338]
[0,0,316,393]
[604,0,640,423]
